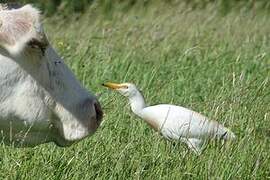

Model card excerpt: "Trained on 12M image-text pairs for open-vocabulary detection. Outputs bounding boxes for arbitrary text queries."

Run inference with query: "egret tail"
[215,125,236,140]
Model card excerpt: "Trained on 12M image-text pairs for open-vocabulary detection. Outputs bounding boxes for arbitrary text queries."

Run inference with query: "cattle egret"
[102,82,236,154]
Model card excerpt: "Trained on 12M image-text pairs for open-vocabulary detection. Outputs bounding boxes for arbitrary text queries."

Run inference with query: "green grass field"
[0,2,269,179]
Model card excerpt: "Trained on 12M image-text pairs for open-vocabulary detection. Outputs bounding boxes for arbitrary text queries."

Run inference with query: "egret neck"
[128,91,161,131]
[129,91,146,116]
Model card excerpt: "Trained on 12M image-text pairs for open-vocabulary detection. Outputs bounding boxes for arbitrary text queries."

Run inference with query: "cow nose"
[93,101,103,125]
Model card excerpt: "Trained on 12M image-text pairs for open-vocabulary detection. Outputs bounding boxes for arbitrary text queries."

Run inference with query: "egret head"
[102,82,139,97]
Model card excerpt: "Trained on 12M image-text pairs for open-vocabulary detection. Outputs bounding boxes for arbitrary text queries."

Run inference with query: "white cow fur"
[0,4,103,147]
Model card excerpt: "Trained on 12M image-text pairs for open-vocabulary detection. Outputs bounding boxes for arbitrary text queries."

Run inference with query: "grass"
[1,2,270,179]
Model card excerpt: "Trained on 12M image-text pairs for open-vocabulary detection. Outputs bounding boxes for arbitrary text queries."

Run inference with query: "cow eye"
[27,39,47,55]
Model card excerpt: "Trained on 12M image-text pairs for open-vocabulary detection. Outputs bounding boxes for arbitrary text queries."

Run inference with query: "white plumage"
[103,82,236,154]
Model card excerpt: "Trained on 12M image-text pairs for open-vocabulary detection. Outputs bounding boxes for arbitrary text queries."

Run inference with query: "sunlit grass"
[0,3,269,179]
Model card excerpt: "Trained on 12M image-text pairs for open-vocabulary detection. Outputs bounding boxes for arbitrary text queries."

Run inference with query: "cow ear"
[0,4,41,56]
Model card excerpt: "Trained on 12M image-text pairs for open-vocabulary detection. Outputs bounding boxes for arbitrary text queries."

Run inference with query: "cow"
[0,4,103,147]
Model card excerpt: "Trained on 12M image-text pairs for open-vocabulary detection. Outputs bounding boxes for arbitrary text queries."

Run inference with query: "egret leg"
[181,138,203,155]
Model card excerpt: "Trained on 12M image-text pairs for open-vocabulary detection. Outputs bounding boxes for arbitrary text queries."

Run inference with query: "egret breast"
[144,117,160,131]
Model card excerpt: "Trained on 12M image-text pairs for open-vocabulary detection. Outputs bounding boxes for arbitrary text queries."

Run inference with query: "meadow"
[0,2,269,179]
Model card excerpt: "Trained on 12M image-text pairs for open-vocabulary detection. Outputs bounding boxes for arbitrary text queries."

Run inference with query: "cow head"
[0,4,103,146]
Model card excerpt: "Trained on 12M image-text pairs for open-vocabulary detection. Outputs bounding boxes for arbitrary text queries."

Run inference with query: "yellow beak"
[102,82,125,90]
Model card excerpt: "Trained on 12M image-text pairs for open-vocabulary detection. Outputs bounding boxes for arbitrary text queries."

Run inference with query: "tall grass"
[8,0,270,16]
[0,2,269,179]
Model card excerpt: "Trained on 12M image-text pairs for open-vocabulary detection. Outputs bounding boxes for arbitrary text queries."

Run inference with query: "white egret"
[102,82,236,154]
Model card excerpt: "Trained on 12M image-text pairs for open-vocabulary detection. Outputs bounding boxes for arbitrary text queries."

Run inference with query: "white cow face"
[0,4,103,146]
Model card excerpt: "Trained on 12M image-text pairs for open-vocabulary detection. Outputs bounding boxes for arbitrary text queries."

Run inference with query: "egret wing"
[141,104,231,140]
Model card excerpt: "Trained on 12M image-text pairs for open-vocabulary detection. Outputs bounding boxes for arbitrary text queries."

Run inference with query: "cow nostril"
[82,98,103,125]
[94,102,103,125]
